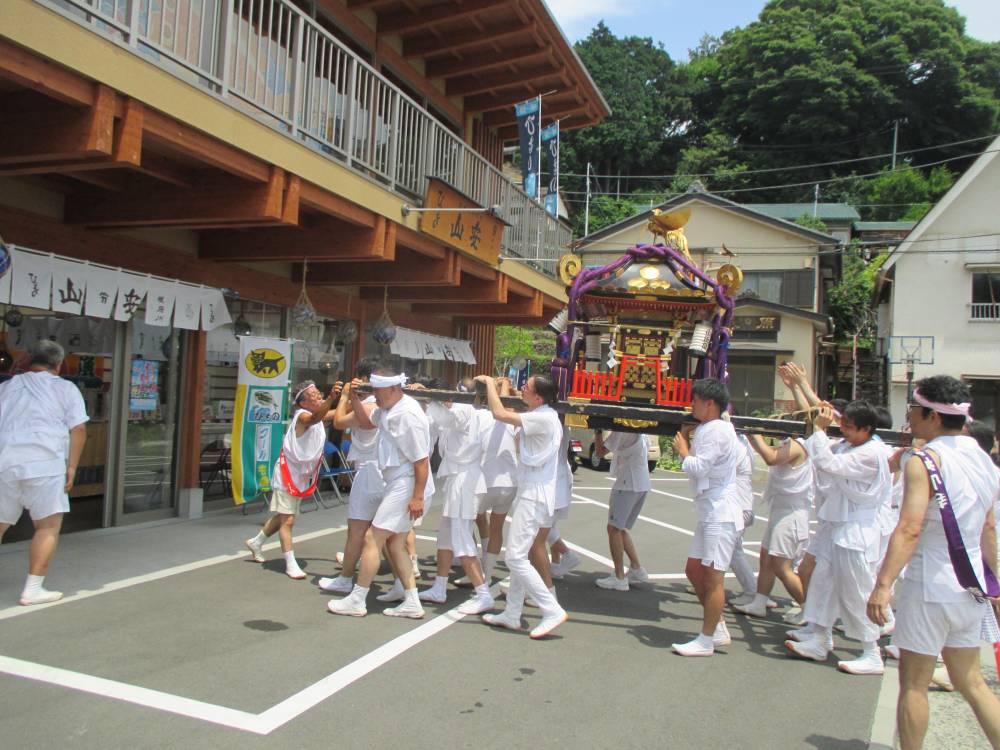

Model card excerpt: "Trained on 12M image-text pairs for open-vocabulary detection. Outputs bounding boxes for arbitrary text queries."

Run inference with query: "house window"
[971,272,1000,320]
[741,270,814,308]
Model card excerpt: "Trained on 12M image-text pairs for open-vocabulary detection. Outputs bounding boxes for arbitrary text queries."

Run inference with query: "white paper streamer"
[85,266,119,319]
[51,258,87,314]
[114,272,148,322]
[144,279,177,327]
[10,249,52,309]
[200,287,232,331]
[173,283,202,330]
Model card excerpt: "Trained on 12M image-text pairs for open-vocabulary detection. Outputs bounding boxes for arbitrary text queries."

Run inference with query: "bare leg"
[700,566,726,636]
[798,553,816,595]
[357,528,386,587]
[772,556,806,604]
[622,530,641,569]
[941,646,1000,748]
[435,548,455,578]
[475,513,489,541]
[276,513,295,553]
[0,522,9,543]
[607,525,626,578]
[387,532,416,591]
[530,527,552,588]
[340,519,371,578]
[261,514,282,538]
[405,529,416,557]
[457,555,485,587]
[29,514,64,576]
[686,557,706,603]
[897,650,937,750]
[756,548,776,596]
[486,512,507,555]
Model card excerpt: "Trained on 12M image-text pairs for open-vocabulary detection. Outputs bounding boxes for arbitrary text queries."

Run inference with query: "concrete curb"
[868,660,898,749]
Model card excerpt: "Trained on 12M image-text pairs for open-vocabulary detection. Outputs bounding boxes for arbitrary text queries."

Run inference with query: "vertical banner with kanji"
[541,121,560,217]
[515,97,541,199]
[231,336,293,505]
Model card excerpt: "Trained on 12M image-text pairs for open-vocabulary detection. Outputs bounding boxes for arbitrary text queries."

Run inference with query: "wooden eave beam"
[200,215,393,262]
[0,39,96,107]
[495,109,593,140]
[425,43,547,79]
[346,0,397,9]
[359,271,506,302]
[65,166,298,229]
[482,94,583,126]
[463,77,571,114]
[380,0,513,35]
[403,21,530,58]
[412,289,542,316]
[300,180,377,228]
[446,62,562,97]
[0,84,115,165]
[395,224,449,259]
[302,249,461,286]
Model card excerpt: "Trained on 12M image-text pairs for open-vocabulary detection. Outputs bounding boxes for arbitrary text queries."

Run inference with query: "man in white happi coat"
[328,369,434,619]
[0,341,88,606]
[594,430,651,590]
[736,434,814,618]
[868,375,1000,749]
[319,358,383,595]
[244,379,341,579]
[785,400,892,675]
[476,381,518,582]
[475,374,568,639]
[417,389,494,615]
[672,378,745,657]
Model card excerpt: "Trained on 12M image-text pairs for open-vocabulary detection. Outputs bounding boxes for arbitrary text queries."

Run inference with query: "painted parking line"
[0,526,349,621]
[647,487,771,524]
[647,573,737,580]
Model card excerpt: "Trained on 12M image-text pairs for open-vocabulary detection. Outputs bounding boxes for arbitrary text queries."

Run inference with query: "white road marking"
[647,488,771,524]
[0,577,507,735]
[0,526,349,621]
[646,573,737,580]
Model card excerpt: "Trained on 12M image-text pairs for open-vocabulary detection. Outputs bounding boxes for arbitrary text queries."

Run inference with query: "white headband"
[293,384,313,403]
[370,373,407,388]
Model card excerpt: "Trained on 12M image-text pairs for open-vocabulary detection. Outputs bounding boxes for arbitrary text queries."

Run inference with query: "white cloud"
[541,0,638,38]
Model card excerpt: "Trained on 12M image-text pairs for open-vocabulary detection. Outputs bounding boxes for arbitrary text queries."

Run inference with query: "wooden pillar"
[178,329,206,489]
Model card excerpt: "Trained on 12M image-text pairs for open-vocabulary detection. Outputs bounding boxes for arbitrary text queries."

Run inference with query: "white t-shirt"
[733,434,755,513]
[271,409,326,494]
[555,425,573,511]
[0,371,89,480]
[427,401,482,475]
[479,411,518,489]
[681,419,744,527]
[515,404,561,513]
[762,439,814,512]
[605,431,651,493]
[347,395,378,464]
[373,394,435,498]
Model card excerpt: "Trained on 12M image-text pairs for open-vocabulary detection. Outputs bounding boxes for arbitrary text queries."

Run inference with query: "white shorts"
[269,488,302,516]
[348,462,383,521]
[608,489,647,530]
[893,578,988,656]
[436,516,479,558]
[539,505,568,530]
[0,474,69,524]
[762,506,810,560]
[372,476,419,534]
[480,486,516,515]
[689,521,740,572]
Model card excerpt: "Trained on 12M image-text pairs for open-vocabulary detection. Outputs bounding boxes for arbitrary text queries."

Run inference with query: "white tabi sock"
[352,584,370,599]
[431,575,448,594]
[253,530,267,544]
[862,641,880,658]
[813,625,833,647]
[474,583,491,598]
[695,632,714,649]
[284,551,304,575]
[404,588,421,605]
[482,552,498,580]
[22,574,44,598]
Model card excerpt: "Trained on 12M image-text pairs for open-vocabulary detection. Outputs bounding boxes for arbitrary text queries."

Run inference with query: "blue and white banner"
[515,97,541,200]
[541,122,560,217]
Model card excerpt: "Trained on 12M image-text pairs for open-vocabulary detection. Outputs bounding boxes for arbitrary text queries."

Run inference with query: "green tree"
[494,325,536,376]
[826,246,887,342]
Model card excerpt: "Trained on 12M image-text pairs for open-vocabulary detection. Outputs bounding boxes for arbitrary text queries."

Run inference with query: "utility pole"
[891,120,899,169]
[813,184,819,218]
[584,162,592,237]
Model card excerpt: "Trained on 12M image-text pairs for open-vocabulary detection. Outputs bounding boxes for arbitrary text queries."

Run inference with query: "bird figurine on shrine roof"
[647,207,693,263]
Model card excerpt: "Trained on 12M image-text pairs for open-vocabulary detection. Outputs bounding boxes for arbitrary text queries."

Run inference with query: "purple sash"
[914,450,999,603]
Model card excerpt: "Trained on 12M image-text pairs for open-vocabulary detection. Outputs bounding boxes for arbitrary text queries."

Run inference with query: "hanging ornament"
[606,350,619,370]
[337,295,357,344]
[291,259,317,325]
[4,307,23,328]
[372,286,396,345]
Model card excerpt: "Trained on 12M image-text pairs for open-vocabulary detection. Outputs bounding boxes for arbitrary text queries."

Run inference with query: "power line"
[561,133,998,181]
[572,232,1000,253]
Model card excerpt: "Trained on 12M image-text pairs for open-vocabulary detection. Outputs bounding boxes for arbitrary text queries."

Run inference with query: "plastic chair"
[308,441,355,510]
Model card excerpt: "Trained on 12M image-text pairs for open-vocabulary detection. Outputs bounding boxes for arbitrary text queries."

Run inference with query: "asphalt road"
[0,467,883,749]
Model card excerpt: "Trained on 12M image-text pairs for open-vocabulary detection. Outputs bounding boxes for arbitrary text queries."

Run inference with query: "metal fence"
[969,303,1000,321]
[45,0,570,276]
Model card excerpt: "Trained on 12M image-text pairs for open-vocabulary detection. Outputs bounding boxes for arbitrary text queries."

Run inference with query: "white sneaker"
[19,588,63,606]
[713,620,732,647]
[671,637,714,657]
[482,611,523,631]
[837,652,884,675]
[785,637,830,662]
[595,574,629,591]
[327,595,367,617]
[383,600,425,619]
[244,538,265,563]
[733,596,768,618]
[787,625,815,642]
[318,576,353,594]
[457,592,495,615]
[782,606,806,625]
[765,598,779,609]
[530,608,568,639]
[626,566,649,584]
[376,582,405,603]
[884,644,900,660]
[550,550,581,579]
[418,587,447,604]
[286,564,306,580]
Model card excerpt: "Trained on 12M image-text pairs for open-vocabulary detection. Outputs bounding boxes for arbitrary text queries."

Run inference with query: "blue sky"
[543,0,1000,62]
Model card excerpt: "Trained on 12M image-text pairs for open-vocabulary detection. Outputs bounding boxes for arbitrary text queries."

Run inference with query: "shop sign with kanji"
[418,177,506,266]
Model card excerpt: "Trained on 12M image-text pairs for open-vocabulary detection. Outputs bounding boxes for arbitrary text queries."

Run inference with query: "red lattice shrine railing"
[570,357,693,407]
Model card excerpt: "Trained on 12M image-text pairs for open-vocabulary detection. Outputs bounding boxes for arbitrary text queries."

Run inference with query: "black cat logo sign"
[246,348,286,378]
